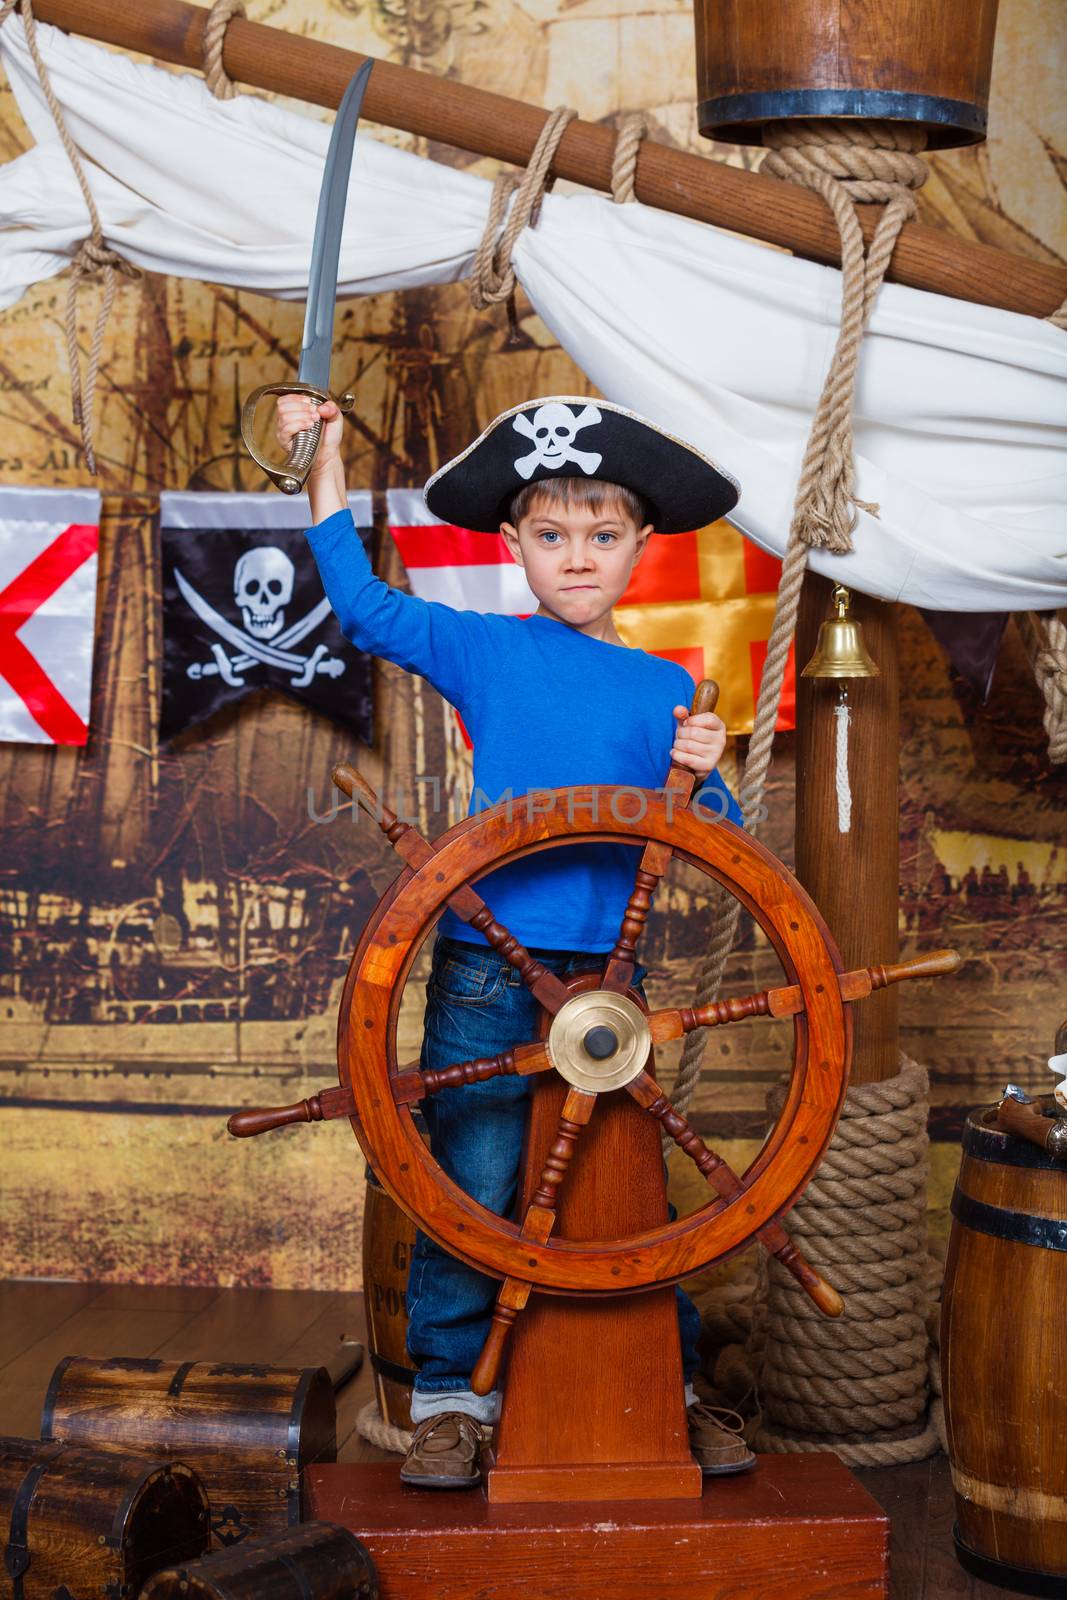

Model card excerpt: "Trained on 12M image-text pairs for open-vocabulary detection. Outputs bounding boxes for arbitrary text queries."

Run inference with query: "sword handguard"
[240,380,355,495]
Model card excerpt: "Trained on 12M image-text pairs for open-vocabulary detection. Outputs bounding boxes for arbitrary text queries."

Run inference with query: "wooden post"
[794,575,900,1084]
[24,0,1067,318]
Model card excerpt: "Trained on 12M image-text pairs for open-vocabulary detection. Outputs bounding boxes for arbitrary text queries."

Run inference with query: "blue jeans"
[405,934,703,1421]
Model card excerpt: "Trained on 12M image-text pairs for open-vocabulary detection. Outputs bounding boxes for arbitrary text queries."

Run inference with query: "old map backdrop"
[0,0,1064,1288]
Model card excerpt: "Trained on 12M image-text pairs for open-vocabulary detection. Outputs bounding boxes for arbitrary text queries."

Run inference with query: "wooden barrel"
[139,1523,377,1599]
[362,1166,419,1429]
[940,1104,1067,1596]
[0,1437,209,1599]
[693,0,1000,149]
[41,1357,336,1548]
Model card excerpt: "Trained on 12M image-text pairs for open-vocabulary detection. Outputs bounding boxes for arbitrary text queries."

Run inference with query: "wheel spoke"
[600,847,674,993]
[471,1088,596,1394]
[391,1041,553,1105]
[601,681,720,994]
[627,1070,843,1317]
[332,764,571,1013]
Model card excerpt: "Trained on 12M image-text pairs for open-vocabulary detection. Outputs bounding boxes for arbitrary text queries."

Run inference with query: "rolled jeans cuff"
[409,1387,501,1425]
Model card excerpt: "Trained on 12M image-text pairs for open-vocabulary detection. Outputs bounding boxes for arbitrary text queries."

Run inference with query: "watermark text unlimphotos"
[307,775,764,828]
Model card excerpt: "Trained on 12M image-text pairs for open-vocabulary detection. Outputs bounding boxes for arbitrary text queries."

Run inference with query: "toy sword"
[239,59,374,493]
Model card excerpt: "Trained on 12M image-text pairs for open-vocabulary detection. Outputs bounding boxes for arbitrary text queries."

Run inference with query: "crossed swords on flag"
[175,568,345,689]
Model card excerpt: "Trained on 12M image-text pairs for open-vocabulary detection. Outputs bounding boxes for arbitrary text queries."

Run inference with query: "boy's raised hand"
[274,394,344,475]
[671,704,727,775]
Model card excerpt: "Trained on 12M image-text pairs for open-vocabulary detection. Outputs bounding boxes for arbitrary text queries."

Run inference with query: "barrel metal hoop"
[286,1367,318,1470]
[168,1360,196,1398]
[5,1453,58,1598]
[110,1462,167,1554]
[951,1188,1067,1252]
[697,87,987,147]
[963,1118,1062,1171]
[953,1524,1067,1598]
[368,1351,415,1388]
[39,1354,77,1440]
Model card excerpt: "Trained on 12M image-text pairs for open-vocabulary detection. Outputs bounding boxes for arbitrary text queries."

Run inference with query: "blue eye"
[540,530,561,544]
[594,532,617,544]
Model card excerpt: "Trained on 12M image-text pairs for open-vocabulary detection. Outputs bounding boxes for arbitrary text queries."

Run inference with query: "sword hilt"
[240,380,355,495]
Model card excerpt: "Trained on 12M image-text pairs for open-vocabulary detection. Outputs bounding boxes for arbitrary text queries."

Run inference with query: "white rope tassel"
[834,689,852,833]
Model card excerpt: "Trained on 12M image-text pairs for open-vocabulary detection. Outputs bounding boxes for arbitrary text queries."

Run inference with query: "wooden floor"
[0,1280,1008,1600]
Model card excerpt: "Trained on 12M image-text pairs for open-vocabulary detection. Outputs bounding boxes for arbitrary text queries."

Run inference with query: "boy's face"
[499,495,652,628]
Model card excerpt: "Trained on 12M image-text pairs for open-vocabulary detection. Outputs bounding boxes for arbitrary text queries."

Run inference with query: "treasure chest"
[139,1522,378,1599]
[0,1436,209,1600]
[41,1357,335,1548]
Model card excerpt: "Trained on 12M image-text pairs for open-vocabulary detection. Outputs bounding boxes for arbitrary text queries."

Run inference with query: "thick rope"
[746,1056,940,1467]
[356,1397,413,1455]
[1,0,141,473]
[202,0,245,99]
[469,107,576,313]
[610,112,647,204]
[760,120,928,556]
[1016,608,1067,764]
[667,122,927,1124]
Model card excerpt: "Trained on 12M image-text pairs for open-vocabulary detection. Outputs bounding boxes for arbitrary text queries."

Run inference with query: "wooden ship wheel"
[230,682,958,1506]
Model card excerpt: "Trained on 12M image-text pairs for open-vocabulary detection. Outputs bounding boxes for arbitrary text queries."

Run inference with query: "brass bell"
[801,585,879,679]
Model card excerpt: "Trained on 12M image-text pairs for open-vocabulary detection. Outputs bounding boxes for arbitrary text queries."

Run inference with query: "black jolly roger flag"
[158,491,374,744]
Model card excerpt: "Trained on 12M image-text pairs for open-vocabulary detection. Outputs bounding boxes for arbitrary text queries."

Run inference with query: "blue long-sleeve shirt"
[307,507,743,952]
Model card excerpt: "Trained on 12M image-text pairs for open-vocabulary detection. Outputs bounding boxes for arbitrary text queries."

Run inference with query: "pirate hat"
[423,396,740,535]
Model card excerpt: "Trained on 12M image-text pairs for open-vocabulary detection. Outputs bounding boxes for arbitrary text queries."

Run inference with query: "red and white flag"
[0,487,101,745]
[387,489,537,616]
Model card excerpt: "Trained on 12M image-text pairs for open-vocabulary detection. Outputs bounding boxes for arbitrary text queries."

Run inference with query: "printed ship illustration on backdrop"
[3,857,1062,1138]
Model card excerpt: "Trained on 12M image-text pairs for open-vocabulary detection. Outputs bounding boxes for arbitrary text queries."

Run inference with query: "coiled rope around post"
[668,119,928,1125]
[749,1056,940,1466]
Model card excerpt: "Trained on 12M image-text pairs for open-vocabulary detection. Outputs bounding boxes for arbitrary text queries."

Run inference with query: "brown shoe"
[687,1403,757,1476]
[400,1411,482,1490]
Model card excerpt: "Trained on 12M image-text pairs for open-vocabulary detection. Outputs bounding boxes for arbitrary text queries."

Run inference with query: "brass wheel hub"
[547,990,651,1093]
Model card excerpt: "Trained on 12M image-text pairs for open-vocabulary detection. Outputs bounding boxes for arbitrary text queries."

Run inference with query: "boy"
[279,392,753,1488]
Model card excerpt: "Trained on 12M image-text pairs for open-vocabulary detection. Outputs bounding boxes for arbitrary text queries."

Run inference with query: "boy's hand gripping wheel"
[228,679,959,1397]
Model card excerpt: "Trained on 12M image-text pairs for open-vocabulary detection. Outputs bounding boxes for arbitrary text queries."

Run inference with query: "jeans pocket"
[431,955,507,1006]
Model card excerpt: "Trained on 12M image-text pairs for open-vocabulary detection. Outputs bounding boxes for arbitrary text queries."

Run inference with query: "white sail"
[1,13,1065,612]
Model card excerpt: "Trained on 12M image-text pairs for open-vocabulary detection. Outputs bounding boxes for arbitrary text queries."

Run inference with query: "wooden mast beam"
[26,0,1067,319]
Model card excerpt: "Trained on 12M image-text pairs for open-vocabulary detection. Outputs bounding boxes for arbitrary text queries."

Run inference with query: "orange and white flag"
[614,521,795,734]
[0,488,101,745]
[385,492,792,735]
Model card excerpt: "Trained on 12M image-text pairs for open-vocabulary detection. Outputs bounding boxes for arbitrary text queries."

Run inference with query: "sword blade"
[299,59,375,393]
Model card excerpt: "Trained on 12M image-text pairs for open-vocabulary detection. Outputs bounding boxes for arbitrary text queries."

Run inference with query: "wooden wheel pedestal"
[232,685,960,1598]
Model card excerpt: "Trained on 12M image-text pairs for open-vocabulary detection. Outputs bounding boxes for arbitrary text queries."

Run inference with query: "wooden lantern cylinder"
[940,1105,1067,1593]
[694,0,1000,149]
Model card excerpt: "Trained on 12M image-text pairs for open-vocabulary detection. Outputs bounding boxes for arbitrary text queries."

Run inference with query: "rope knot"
[469,106,576,329]
[70,236,143,283]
